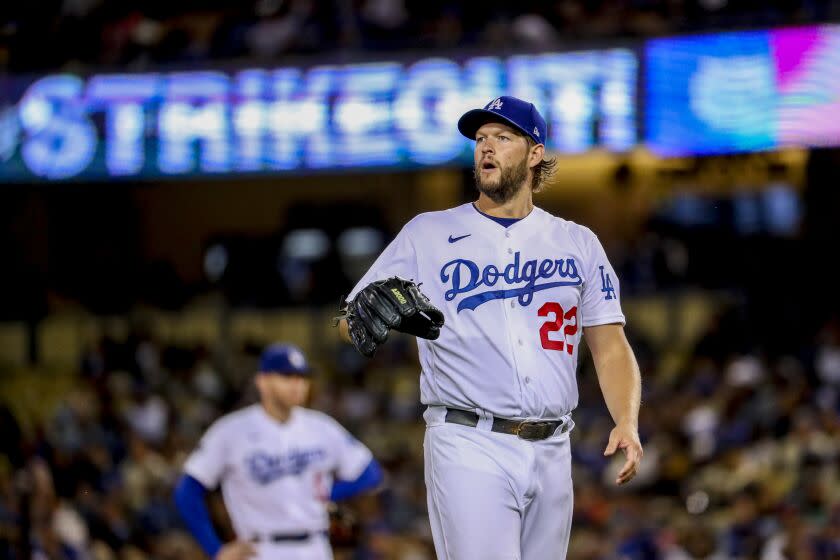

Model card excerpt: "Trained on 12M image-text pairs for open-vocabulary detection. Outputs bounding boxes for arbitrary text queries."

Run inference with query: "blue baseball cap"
[259,343,311,376]
[458,96,547,145]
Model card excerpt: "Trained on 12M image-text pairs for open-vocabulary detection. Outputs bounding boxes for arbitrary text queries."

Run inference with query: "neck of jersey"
[472,203,523,228]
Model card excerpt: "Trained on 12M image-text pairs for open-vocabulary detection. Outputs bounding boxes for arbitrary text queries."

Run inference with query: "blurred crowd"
[2,0,839,72]
[0,300,838,559]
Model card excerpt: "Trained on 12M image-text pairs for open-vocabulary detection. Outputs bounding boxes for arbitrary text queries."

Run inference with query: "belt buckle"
[515,421,554,441]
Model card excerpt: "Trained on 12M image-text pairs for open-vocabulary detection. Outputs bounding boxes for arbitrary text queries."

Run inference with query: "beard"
[473,156,529,204]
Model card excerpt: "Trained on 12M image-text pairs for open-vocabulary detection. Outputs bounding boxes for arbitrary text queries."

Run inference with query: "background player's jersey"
[348,203,625,420]
[183,405,372,537]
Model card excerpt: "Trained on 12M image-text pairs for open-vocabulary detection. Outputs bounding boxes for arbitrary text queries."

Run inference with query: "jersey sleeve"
[322,416,374,481]
[182,419,231,489]
[579,227,626,327]
[347,219,419,301]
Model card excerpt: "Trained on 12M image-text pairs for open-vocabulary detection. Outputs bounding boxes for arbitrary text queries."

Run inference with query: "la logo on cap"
[289,350,305,368]
[486,98,503,111]
[533,126,539,137]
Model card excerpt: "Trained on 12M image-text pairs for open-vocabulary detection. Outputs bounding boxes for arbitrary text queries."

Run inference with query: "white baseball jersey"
[349,202,625,420]
[183,404,372,541]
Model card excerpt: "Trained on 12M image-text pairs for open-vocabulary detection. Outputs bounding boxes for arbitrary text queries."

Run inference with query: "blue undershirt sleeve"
[330,458,384,502]
[173,474,223,558]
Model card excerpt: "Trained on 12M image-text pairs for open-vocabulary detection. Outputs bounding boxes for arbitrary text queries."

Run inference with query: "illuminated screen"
[772,26,840,147]
[0,50,637,181]
[645,25,840,155]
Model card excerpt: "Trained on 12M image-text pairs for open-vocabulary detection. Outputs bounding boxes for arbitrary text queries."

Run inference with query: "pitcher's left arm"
[584,323,643,486]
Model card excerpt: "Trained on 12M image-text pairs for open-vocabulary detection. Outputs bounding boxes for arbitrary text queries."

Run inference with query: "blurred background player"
[173,343,383,560]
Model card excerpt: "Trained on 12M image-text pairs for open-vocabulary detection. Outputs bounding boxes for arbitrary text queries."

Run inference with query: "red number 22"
[538,302,578,354]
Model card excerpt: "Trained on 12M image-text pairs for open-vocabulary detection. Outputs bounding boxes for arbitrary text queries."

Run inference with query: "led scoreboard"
[0,50,637,181]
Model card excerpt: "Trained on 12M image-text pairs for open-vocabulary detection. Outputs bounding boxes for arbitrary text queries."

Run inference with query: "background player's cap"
[458,96,547,145]
[259,343,311,376]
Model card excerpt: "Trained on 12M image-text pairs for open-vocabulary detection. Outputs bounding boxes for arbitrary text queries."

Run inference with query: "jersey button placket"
[499,228,524,408]
[503,227,531,412]
[511,225,540,415]
[507,230,516,307]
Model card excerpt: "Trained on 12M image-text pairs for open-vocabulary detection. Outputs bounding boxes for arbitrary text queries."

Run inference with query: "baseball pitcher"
[337,96,643,559]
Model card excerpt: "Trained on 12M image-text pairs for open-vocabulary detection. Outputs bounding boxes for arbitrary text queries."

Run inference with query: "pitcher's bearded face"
[474,156,528,203]
[473,122,531,203]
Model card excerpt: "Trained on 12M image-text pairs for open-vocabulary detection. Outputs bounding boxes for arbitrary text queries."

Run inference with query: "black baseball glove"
[336,277,445,357]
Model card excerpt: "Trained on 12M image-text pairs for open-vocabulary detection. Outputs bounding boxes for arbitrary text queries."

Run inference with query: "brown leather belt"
[444,408,570,441]
[250,530,328,543]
